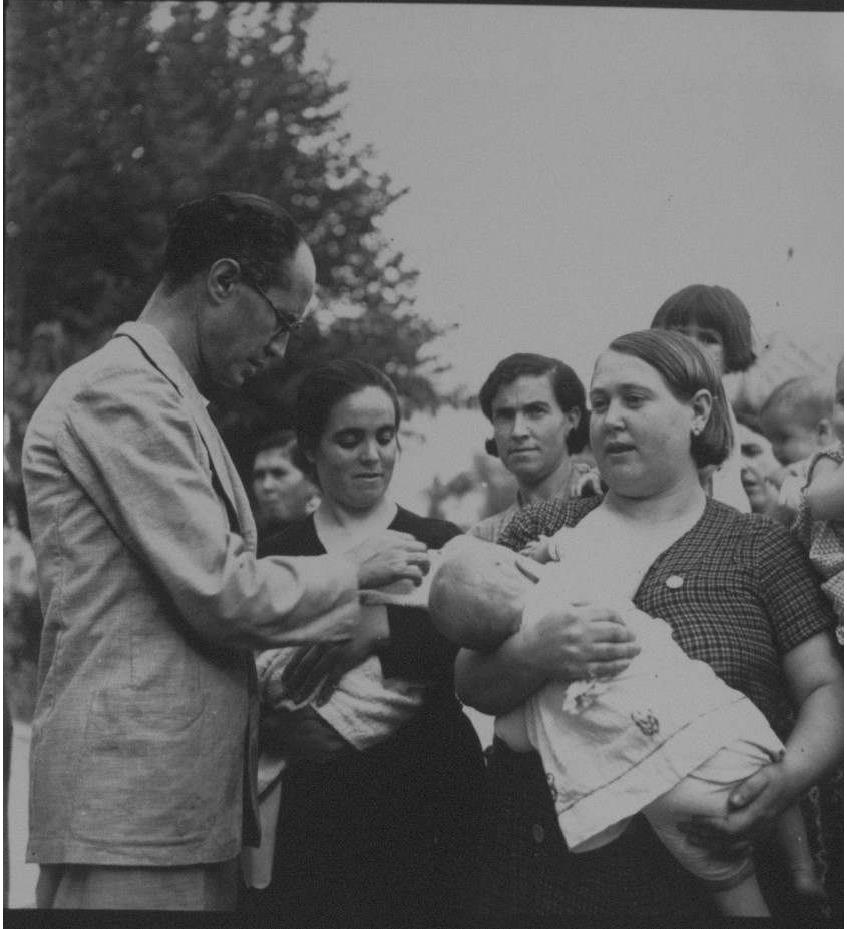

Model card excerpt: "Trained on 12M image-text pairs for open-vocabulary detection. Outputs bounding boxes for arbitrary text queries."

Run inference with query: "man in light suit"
[22,192,429,910]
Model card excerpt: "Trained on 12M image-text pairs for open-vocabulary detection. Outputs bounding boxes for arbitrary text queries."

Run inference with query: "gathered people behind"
[250,429,320,538]
[242,359,484,926]
[651,283,757,511]
[452,328,842,922]
[470,352,599,543]
[738,421,788,515]
[748,374,837,524]
[760,375,836,469]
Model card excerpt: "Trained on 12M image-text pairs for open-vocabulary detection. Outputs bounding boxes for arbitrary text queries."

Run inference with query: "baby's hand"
[520,535,555,563]
[570,462,603,498]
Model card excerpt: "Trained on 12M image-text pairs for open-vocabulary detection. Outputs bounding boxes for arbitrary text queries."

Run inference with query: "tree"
[5,0,449,474]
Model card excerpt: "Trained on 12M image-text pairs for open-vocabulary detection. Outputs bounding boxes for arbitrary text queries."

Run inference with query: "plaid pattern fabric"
[793,443,844,642]
[499,496,835,737]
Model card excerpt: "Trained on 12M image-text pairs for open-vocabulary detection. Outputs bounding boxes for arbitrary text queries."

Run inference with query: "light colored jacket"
[22,323,360,866]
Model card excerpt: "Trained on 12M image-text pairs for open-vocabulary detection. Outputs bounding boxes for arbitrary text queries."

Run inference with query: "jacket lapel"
[113,325,258,553]
[192,407,258,553]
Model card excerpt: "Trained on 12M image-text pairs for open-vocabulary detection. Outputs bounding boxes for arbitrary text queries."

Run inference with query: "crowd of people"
[5,191,843,923]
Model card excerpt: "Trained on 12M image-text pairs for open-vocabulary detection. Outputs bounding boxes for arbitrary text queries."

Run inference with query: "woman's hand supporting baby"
[677,631,843,858]
[454,602,640,716]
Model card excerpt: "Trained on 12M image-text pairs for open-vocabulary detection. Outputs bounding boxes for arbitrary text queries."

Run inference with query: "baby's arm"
[520,534,556,562]
[804,455,843,522]
[520,525,571,563]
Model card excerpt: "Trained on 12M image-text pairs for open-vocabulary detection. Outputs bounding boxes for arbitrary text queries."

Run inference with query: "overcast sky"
[305,4,843,391]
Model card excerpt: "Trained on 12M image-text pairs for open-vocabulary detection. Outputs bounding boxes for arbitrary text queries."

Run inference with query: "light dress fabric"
[496,503,782,854]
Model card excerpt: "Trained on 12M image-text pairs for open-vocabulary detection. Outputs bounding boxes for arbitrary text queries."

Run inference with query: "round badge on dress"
[665,574,684,589]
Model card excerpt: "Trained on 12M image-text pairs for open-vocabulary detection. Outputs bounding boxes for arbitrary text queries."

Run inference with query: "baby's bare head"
[428,536,534,652]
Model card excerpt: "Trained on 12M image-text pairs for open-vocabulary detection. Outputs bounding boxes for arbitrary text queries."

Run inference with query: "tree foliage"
[5,0,448,473]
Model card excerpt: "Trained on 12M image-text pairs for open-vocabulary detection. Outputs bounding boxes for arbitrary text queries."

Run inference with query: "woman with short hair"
[457,329,842,922]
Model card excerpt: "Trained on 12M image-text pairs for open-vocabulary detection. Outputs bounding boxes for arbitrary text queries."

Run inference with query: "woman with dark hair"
[651,283,757,511]
[242,359,484,926]
[471,352,597,542]
[455,330,842,922]
[651,284,757,374]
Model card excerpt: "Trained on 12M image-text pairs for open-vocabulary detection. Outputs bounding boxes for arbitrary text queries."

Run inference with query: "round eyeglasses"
[241,274,305,339]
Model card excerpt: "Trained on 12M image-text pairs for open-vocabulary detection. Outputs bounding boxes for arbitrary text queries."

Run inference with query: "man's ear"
[208,258,240,301]
[563,406,581,433]
[816,417,834,447]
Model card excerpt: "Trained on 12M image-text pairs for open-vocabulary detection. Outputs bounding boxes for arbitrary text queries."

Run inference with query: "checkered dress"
[499,495,835,736]
[792,443,844,644]
[473,495,838,921]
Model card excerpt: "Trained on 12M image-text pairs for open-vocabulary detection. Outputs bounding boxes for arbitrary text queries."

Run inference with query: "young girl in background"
[651,283,756,511]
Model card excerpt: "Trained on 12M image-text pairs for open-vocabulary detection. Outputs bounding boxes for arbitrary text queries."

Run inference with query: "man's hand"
[345,531,430,589]
[277,604,390,705]
[517,595,640,683]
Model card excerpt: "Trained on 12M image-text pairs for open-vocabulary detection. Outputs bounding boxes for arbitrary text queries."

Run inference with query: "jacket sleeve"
[57,368,359,649]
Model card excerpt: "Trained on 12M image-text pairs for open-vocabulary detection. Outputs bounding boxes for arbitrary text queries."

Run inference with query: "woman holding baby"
[455,329,842,922]
[241,359,484,926]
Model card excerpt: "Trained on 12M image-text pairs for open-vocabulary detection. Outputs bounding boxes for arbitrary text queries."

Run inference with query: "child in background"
[429,536,826,918]
[746,375,836,524]
[650,284,757,512]
[759,376,835,469]
[791,359,844,642]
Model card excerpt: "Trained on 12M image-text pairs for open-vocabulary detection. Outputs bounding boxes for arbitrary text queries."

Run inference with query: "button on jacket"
[22,322,360,867]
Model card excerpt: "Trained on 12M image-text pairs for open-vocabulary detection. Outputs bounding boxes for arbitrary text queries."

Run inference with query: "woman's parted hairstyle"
[651,284,756,374]
[162,191,304,292]
[607,329,733,470]
[478,353,590,456]
[294,359,401,483]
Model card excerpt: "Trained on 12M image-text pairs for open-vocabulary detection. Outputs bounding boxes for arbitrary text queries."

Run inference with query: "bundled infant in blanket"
[428,532,821,918]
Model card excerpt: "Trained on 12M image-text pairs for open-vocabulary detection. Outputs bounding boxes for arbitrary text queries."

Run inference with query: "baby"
[429,535,821,918]
[759,375,835,469]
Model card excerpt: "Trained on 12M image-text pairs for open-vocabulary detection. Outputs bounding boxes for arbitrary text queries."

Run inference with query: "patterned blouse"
[499,495,836,737]
[792,443,844,642]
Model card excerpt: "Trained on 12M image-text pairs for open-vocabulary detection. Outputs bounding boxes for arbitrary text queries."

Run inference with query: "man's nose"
[512,413,531,436]
[265,333,290,359]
